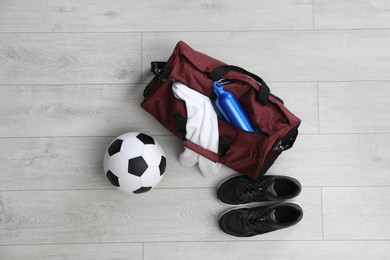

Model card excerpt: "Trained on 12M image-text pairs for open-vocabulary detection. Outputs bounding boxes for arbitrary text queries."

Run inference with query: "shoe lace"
[239,210,273,230]
[240,181,268,200]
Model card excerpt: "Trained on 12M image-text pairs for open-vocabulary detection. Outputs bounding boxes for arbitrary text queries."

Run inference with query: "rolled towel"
[172,82,221,177]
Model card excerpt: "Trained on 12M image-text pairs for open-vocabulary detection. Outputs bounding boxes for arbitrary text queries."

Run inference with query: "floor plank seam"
[141,32,144,83]
[2,239,390,247]
[142,242,145,260]
[1,28,390,34]
[2,79,390,88]
[312,0,315,30]
[321,187,324,240]
[317,81,320,134]
[0,132,389,140]
[1,186,389,193]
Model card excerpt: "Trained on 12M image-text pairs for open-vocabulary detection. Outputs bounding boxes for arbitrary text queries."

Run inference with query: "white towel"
[172,82,221,177]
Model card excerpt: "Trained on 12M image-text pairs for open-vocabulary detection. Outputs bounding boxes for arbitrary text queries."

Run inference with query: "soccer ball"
[103,132,166,194]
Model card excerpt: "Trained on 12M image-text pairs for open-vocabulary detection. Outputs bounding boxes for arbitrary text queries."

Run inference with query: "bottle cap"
[213,81,224,95]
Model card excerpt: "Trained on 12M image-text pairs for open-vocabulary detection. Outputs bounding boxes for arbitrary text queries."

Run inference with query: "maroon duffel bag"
[141,41,301,179]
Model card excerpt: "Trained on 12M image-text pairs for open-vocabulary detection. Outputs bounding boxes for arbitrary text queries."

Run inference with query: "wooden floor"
[1,1,390,259]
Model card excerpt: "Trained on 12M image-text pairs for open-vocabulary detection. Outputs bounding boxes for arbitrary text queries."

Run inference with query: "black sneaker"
[218,203,303,237]
[217,175,301,205]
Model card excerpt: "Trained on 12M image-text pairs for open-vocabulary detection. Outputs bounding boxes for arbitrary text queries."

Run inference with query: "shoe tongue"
[256,209,277,225]
[269,209,277,222]
[266,182,278,197]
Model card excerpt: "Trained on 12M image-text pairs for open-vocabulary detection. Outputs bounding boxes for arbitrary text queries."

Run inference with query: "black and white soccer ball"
[103,132,166,194]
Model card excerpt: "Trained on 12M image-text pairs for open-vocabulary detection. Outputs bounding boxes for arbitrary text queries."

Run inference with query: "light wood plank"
[0,0,313,32]
[142,30,390,82]
[319,81,390,134]
[145,241,390,260]
[0,137,114,191]
[323,187,390,240]
[0,188,321,244]
[1,133,388,191]
[274,134,390,187]
[0,33,141,84]
[0,135,210,191]
[315,0,390,29]
[0,243,142,260]
[0,82,317,137]
[0,135,235,191]
[0,84,164,137]
[272,82,318,134]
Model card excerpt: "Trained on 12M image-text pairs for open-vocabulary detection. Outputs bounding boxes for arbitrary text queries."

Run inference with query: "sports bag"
[141,41,301,179]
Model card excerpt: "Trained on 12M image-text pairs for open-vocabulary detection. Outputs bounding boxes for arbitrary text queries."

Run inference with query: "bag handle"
[183,137,233,163]
[208,65,270,105]
[175,114,233,162]
[184,139,220,163]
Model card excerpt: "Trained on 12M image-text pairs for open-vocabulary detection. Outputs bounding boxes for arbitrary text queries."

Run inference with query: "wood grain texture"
[0,33,141,84]
[273,134,390,187]
[0,137,114,191]
[271,82,318,134]
[142,30,390,82]
[0,188,322,244]
[0,243,142,260]
[0,84,163,137]
[1,0,389,255]
[0,82,317,137]
[323,187,390,240]
[0,135,221,191]
[1,133,388,191]
[315,0,390,29]
[0,0,313,32]
[144,241,390,260]
[319,81,390,134]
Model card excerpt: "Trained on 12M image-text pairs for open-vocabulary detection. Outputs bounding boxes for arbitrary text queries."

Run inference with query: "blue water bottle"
[213,81,255,133]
